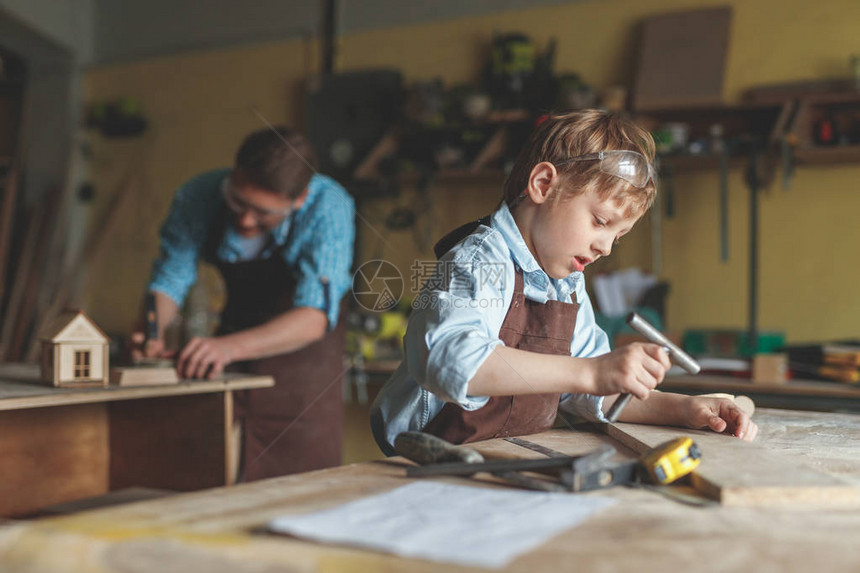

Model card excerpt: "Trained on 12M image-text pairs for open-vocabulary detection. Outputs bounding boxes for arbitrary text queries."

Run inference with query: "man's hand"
[177,337,236,379]
[129,332,167,362]
[587,343,671,399]
[680,396,759,442]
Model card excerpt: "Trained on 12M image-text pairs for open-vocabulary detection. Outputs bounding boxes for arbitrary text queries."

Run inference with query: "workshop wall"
[83,0,860,343]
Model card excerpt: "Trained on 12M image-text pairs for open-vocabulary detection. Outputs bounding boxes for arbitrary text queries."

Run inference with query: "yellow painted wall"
[84,0,860,343]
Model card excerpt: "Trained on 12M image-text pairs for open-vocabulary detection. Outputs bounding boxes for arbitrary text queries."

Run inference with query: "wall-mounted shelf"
[635,102,793,181]
[351,112,533,188]
[747,81,860,167]
[659,154,748,172]
[794,144,860,165]
[633,102,794,355]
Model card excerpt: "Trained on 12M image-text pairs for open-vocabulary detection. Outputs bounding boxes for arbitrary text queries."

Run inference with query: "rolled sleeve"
[148,178,214,305]
[405,244,511,410]
[291,194,355,328]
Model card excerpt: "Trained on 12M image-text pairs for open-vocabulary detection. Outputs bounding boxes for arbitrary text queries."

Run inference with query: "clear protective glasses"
[220,178,295,222]
[554,150,657,190]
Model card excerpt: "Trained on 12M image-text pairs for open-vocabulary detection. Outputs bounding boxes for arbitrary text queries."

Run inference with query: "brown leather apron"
[422,217,579,444]
[205,207,345,481]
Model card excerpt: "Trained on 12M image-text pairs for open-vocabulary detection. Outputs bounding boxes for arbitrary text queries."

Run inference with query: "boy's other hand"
[589,343,671,399]
[681,396,758,442]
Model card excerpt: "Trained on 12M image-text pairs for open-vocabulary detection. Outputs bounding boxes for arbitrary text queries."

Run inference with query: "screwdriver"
[605,312,701,423]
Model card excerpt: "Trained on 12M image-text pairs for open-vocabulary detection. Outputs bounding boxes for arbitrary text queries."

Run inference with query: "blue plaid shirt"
[148,168,355,328]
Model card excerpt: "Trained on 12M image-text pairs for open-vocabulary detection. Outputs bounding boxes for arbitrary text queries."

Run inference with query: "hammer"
[605,312,701,423]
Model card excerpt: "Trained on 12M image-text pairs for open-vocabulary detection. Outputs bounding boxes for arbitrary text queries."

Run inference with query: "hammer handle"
[605,313,701,423]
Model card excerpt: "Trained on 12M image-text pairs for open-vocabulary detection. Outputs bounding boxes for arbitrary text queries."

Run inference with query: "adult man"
[134,127,355,480]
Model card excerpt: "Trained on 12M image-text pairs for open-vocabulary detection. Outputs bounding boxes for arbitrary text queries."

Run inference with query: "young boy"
[370,110,757,455]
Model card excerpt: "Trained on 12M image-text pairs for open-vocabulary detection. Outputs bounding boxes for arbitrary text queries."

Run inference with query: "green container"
[682,329,785,359]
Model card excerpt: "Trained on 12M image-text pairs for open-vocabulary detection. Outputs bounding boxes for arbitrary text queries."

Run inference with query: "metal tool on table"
[505,436,709,506]
[396,432,701,493]
[605,312,702,423]
[505,436,702,487]
[395,431,569,492]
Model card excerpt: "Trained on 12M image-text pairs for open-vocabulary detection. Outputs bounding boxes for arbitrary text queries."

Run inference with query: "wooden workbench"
[0,408,858,572]
[0,364,273,517]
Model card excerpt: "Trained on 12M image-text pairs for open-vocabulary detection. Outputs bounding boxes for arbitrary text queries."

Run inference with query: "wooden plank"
[600,415,860,506]
[0,198,45,361]
[795,145,860,165]
[8,185,64,361]
[224,390,236,485]
[353,128,398,180]
[110,366,180,386]
[0,363,272,411]
[38,487,174,515]
[0,163,19,308]
[26,173,139,362]
[109,393,229,491]
[0,84,26,311]
[0,403,109,517]
[469,126,507,173]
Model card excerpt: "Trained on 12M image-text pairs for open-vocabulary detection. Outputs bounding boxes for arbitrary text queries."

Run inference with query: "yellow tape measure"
[640,437,702,485]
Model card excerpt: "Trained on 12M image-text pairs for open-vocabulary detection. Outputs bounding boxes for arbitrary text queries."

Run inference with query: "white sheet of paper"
[268,481,616,568]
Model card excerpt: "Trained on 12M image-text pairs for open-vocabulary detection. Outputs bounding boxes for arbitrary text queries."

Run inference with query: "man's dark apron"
[422,217,579,444]
[204,207,345,481]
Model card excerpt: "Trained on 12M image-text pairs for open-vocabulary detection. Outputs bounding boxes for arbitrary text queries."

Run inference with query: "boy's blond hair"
[504,110,657,216]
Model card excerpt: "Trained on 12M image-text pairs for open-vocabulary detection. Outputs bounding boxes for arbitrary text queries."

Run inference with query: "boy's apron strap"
[433,215,492,259]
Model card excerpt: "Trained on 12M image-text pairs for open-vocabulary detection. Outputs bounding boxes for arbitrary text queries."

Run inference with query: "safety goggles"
[555,150,657,189]
[221,178,295,222]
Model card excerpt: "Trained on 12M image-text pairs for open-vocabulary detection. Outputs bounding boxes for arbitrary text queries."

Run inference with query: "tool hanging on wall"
[719,142,730,262]
[661,163,675,218]
[780,133,797,190]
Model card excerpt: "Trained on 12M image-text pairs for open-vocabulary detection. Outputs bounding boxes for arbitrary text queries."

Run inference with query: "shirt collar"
[491,202,582,303]
[219,176,306,260]
[491,202,541,274]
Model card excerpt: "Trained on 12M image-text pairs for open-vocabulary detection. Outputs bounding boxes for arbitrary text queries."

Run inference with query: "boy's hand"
[588,343,671,399]
[680,396,758,442]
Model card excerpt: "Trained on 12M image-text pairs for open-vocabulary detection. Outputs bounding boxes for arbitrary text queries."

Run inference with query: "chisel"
[605,312,701,422]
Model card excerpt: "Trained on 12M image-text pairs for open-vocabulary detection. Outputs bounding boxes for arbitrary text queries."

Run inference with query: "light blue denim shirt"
[148,168,355,328]
[370,202,610,455]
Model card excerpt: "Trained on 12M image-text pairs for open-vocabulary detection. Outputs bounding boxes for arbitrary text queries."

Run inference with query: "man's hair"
[234,127,318,198]
[503,110,657,215]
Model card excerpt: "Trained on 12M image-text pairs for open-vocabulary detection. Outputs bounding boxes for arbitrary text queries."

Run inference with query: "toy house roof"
[39,309,110,344]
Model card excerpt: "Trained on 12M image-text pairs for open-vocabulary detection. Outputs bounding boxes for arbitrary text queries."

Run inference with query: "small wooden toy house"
[39,310,109,387]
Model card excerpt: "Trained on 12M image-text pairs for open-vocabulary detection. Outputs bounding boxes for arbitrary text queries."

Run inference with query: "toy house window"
[74,350,91,379]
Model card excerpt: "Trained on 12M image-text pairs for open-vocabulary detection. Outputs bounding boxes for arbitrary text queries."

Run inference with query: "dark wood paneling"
[0,403,109,516]
[109,393,229,491]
